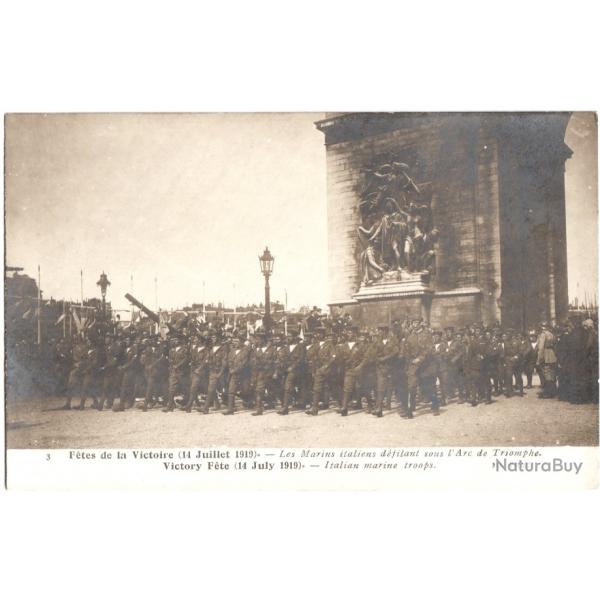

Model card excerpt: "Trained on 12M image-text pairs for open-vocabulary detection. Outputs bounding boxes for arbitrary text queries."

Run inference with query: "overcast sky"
[5,113,328,312]
[5,112,597,312]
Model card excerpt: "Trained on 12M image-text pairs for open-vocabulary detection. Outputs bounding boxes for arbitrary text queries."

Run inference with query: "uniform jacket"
[537,331,557,365]
[316,340,337,374]
[168,345,189,374]
[286,342,306,374]
[190,344,210,374]
[404,329,435,377]
[209,343,229,376]
[228,345,251,375]
[305,342,321,374]
[373,337,400,372]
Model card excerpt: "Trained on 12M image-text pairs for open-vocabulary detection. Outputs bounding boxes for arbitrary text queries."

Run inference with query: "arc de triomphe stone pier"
[315,113,572,330]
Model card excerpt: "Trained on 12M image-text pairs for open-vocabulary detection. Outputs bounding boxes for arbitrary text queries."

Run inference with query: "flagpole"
[37,265,42,345]
[63,301,67,338]
[80,268,84,309]
[233,283,237,328]
[130,274,134,324]
[154,276,158,312]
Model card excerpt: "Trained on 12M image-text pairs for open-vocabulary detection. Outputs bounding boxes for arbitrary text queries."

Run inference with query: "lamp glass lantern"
[259,247,274,277]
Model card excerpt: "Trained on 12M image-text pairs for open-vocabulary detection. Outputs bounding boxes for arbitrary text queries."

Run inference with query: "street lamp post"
[96,271,111,318]
[259,247,274,332]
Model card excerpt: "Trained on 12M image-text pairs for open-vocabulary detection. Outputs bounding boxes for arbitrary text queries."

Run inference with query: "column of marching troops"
[51,316,598,417]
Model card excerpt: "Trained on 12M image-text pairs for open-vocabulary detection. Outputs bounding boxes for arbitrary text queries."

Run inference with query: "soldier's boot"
[403,391,416,418]
[183,396,195,413]
[162,393,176,412]
[516,376,524,396]
[78,397,86,410]
[252,394,263,416]
[223,394,235,415]
[141,394,151,412]
[278,392,290,415]
[97,397,106,411]
[340,393,349,417]
[374,397,383,418]
[306,391,319,415]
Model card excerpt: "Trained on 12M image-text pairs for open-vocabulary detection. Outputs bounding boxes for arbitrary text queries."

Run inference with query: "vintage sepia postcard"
[4,112,599,489]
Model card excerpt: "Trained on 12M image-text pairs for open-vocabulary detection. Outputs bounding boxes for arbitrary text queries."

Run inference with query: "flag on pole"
[71,308,83,332]
[55,313,66,326]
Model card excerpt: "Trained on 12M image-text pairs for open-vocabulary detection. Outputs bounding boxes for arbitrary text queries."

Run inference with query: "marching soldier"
[162,335,190,412]
[279,332,306,414]
[142,338,169,411]
[114,338,141,411]
[98,333,123,410]
[224,335,251,415]
[79,340,102,410]
[184,334,210,412]
[340,328,366,416]
[252,332,277,415]
[306,328,337,416]
[272,335,290,409]
[301,331,319,409]
[403,319,437,417]
[204,332,229,413]
[54,337,72,396]
[373,325,399,417]
[62,336,89,410]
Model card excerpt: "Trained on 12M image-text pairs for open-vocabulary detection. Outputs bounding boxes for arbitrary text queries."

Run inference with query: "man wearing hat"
[98,332,123,411]
[272,333,291,410]
[536,322,557,398]
[306,328,337,415]
[501,331,522,398]
[339,328,370,416]
[162,335,190,412]
[403,319,438,417]
[204,332,229,413]
[79,338,102,410]
[372,325,399,417]
[279,332,306,414]
[522,330,538,390]
[432,331,449,407]
[142,338,168,411]
[183,334,210,412]
[447,329,466,402]
[61,336,89,410]
[224,334,251,415]
[113,338,141,411]
[300,330,318,410]
[252,332,277,415]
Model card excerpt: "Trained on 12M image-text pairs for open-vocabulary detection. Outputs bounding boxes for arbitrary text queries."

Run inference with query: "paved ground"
[6,384,599,448]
